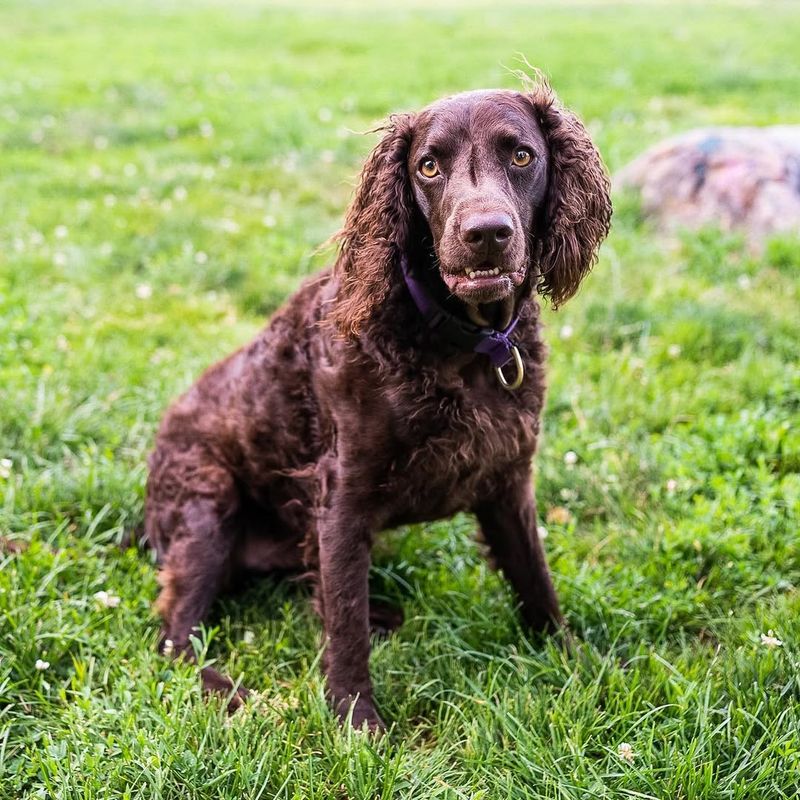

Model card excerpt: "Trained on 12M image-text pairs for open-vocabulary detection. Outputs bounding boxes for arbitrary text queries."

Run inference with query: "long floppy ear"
[528,80,612,307]
[331,113,416,336]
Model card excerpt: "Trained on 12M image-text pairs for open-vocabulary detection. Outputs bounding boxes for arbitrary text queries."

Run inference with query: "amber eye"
[419,157,439,178]
[512,148,533,167]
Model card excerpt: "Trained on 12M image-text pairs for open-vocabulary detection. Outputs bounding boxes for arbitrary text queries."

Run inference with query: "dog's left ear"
[332,113,416,336]
[527,83,612,307]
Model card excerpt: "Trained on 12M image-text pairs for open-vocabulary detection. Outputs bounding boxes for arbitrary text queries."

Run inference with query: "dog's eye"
[419,158,439,178]
[512,148,533,167]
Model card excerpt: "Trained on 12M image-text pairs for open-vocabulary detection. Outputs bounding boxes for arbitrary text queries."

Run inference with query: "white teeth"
[467,267,501,279]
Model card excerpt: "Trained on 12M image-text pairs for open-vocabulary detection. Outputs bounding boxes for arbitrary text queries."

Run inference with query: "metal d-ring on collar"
[494,345,524,391]
[400,255,525,391]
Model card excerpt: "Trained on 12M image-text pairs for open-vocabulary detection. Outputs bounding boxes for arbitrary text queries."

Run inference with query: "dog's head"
[333,78,612,333]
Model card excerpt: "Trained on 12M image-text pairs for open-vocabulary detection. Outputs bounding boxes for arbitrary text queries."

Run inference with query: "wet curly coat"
[145,77,612,730]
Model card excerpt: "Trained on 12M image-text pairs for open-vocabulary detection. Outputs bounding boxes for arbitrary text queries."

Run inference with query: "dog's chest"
[380,382,540,523]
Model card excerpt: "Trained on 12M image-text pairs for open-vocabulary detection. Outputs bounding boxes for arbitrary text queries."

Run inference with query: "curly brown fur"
[527,79,612,307]
[145,78,611,731]
[331,113,416,336]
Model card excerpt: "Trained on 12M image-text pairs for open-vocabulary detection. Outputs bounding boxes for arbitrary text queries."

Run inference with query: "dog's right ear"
[332,113,416,336]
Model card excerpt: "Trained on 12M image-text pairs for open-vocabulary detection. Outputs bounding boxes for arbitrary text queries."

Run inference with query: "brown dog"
[145,78,611,730]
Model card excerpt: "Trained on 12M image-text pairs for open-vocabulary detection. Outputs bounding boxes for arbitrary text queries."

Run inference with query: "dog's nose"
[461,212,514,253]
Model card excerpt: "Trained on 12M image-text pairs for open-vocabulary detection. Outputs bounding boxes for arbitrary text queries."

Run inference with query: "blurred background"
[1,2,798,797]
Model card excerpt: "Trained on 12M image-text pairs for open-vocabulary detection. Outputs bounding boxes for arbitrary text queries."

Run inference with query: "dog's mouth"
[441,262,525,328]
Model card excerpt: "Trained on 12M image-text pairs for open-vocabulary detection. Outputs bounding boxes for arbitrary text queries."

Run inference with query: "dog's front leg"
[317,500,382,731]
[474,469,563,634]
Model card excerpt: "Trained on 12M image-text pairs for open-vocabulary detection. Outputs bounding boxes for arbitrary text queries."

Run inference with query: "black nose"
[461,212,514,254]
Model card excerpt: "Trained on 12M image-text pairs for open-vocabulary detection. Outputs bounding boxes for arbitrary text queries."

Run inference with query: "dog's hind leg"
[368,600,404,637]
[147,457,249,711]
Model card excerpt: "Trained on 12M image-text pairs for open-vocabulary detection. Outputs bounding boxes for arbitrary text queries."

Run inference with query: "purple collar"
[400,255,520,369]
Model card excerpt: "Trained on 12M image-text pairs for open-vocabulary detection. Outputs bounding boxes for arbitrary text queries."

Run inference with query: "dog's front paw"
[334,694,385,733]
[200,666,250,713]
[521,604,564,636]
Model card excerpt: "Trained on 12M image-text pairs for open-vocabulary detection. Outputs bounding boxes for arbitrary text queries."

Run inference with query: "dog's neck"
[399,251,530,384]
[463,293,520,331]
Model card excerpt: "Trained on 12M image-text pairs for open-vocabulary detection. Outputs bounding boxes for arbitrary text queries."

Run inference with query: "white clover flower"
[35,659,50,671]
[150,348,171,365]
[242,630,255,646]
[88,164,103,179]
[194,251,208,265]
[564,450,578,466]
[629,357,645,371]
[0,458,12,479]
[559,324,574,340]
[262,214,277,228]
[162,639,174,657]
[220,218,240,234]
[199,120,214,138]
[318,107,333,122]
[618,742,635,763]
[103,194,117,208]
[53,252,67,267]
[135,284,153,300]
[737,275,752,290]
[667,344,682,358]
[219,155,232,169]
[93,590,121,608]
[666,479,678,493]
[30,129,44,144]
[54,224,68,239]
[123,163,137,177]
[282,152,298,173]
[93,135,109,150]
[173,185,187,201]
[760,630,783,648]
[536,525,548,540]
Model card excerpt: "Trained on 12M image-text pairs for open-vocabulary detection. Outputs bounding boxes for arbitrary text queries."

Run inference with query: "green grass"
[1,1,800,797]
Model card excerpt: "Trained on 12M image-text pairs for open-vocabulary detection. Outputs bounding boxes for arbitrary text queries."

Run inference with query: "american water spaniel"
[145,76,612,731]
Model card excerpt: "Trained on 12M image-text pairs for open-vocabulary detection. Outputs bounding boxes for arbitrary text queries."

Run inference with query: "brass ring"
[494,345,524,391]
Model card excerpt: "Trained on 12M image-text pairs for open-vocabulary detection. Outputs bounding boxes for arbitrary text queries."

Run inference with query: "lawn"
[1,1,799,797]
